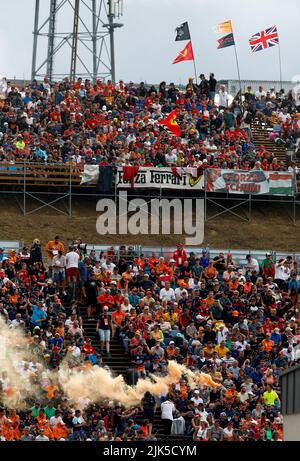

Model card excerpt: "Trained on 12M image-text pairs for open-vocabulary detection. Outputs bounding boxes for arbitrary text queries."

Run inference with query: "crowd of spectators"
[0,75,299,174]
[0,240,300,441]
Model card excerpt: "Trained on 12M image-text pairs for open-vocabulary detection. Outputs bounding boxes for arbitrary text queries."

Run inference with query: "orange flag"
[158,109,181,137]
[172,40,194,64]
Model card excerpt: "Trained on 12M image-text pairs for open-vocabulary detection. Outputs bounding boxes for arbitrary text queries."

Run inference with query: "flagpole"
[233,42,243,103]
[278,42,283,90]
[191,42,198,85]
[188,26,198,85]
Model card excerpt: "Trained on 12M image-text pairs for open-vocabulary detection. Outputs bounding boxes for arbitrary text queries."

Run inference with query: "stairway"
[251,118,287,164]
[81,310,132,375]
[81,307,192,440]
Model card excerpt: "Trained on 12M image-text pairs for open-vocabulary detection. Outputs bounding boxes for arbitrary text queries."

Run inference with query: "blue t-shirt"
[50,336,63,348]
[31,305,46,325]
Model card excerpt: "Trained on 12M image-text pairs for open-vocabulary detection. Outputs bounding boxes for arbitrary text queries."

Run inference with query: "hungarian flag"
[217,33,235,49]
[213,20,233,34]
[158,109,181,137]
[268,172,294,196]
[173,41,194,64]
[175,22,190,41]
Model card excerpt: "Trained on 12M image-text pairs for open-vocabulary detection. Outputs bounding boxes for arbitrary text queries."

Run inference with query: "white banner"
[80,165,99,185]
[117,167,204,190]
[205,169,295,196]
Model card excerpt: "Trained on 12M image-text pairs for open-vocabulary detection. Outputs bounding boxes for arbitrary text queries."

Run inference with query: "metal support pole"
[70,0,80,82]
[108,0,116,83]
[69,162,72,218]
[204,169,207,221]
[47,0,57,80]
[31,0,40,80]
[23,160,26,216]
[92,0,97,82]
[293,194,296,225]
[247,195,251,222]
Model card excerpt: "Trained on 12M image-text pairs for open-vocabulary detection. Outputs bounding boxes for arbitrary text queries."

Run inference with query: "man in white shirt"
[216,324,228,344]
[50,410,65,427]
[191,390,204,406]
[72,410,86,432]
[218,85,229,108]
[35,429,49,441]
[52,251,66,287]
[9,313,24,328]
[161,398,176,435]
[165,149,178,165]
[174,286,188,301]
[101,257,116,273]
[66,245,80,284]
[243,254,259,274]
[278,107,291,123]
[160,282,175,302]
[255,86,266,99]
[274,259,290,288]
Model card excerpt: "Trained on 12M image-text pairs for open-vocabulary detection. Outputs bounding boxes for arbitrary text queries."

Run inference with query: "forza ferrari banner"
[117,167,204,190]
[205,169,295,196]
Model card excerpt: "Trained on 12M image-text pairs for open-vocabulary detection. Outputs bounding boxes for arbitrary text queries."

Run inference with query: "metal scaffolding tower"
[31,0,124,83]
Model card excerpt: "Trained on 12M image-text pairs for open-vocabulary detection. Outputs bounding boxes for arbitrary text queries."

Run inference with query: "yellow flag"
[213,20,233,34]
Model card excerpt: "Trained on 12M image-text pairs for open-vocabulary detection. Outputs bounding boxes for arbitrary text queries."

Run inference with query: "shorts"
[53,271,65,283]
[66,267,79,279]
[99,329,111,342]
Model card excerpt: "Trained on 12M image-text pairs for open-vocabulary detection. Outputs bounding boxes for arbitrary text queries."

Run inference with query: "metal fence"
[219,79,298,94]
[0,240,24,251]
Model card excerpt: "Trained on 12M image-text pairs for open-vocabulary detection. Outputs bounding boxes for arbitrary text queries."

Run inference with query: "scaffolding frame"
[1,165,300,224]
[31,0,124,83]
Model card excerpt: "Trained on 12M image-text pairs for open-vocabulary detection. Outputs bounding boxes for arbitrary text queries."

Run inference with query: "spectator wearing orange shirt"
[262,332,275,352]
[45,236,64,277]
[203,261,218,281]
[149,252,159,269]
[111,306,126,339]
[166,341,176,358]
[228,277,240,292]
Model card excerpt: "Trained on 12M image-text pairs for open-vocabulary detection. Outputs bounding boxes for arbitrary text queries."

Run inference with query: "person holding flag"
[158,109,181,137]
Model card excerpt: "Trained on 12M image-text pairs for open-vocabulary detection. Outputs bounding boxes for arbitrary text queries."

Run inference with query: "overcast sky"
[0,0,299,84]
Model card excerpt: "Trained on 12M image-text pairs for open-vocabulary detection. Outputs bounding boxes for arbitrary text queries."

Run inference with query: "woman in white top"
[196,420,209,441]
[121,298,133,313]
[223,421,234,440]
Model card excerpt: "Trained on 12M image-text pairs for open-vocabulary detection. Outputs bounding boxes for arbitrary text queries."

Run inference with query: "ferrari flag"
[158,109,181,137]
[172,41,194,64]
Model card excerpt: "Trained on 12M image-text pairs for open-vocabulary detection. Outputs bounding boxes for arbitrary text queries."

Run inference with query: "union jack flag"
[249,25,279,52]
